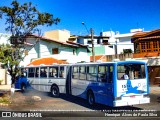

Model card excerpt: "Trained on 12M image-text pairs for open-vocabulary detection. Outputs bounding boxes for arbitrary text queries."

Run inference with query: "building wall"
[44,30,70,42]
[0,69,7,85]
[104,45,115,55]
[88,46,105,56]
[102,29,143,55]
[77,38,102,47]
[21,37,89,66]
[76,48,90,63]
[116,37,134,54]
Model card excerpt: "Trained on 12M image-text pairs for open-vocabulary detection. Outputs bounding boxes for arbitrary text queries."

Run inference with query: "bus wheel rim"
[52,87,58,95]
[89,94,93,104]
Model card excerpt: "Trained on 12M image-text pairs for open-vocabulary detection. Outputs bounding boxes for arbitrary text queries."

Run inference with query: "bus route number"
[122,84,131,88]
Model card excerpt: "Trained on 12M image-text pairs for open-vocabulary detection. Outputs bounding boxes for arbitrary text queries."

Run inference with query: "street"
[0,86,160,119]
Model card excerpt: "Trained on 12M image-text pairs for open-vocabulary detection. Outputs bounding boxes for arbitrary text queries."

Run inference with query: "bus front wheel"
[51,85,59,97]
[87,90,95,106]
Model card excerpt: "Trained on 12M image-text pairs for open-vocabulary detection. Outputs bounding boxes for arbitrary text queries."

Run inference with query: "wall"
[115,36,134,54]
[51,47,89,63]
[148,66,160,85]
[21,37,89,65]
[88,46,105,56]
[0,69,7,85]
[44,30,70,42]
[104,45,115,55]
[105,53,133,61]
[76,48,90,63]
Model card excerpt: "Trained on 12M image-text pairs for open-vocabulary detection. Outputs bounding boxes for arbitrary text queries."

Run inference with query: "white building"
[101,28,144,54]
[20,34,90,66]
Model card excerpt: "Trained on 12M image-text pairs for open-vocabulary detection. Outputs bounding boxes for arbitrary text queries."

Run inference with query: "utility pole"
[90,28,95,62]
[82,22,95,62]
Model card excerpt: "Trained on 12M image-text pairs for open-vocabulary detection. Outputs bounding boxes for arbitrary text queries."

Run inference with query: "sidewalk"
[0,84,11,91]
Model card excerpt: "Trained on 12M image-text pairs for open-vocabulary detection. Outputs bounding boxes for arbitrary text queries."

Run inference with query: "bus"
[70,60,150,107]
[16,64,69,97]
[16,60,150,107]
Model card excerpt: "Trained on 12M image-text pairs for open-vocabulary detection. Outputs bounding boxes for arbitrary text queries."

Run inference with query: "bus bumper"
[113,97,150,107]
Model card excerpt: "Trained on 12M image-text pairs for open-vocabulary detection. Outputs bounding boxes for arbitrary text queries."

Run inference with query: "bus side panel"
[71,79,88,99]
[46,78,66,93]
[39,78,49,92]
[58,78,66,93]
[28,78,38,91]
[34,78,40,91]
[94,83,114,106]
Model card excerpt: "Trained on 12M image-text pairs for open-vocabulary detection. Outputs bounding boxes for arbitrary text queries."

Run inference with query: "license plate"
[130,95,135,98]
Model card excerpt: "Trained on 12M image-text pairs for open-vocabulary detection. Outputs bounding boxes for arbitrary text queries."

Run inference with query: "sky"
[0,0,160,36]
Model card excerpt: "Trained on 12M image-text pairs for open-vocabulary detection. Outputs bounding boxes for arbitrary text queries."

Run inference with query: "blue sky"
[0,0,160,35]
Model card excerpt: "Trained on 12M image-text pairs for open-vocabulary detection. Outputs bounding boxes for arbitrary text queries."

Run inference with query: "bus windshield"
[117,63,146,80]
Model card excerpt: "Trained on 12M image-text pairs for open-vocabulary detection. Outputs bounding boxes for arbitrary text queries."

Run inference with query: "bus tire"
[21,83,26,92]
[87,90,95,106]
[51,85,59,97]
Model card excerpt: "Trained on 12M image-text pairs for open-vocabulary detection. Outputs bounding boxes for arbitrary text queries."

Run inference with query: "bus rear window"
[117,64,146,80]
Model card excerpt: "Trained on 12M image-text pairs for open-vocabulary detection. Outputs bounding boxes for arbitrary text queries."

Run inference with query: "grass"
[0,92,11,104]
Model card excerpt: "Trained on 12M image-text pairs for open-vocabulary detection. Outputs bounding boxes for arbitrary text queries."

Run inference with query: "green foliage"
[0,0,60,84]
[0,0,60,36]
[0,93,10,104]
[0,44,21,76]
[123,49,133,54]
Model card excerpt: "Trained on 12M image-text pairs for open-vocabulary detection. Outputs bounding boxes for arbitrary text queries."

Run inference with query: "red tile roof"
[132,29,160,38]
[27,57,68,66]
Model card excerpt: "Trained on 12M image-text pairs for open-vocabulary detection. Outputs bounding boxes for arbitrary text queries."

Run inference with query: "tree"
[0,44,19,80]
[0,0,60,85]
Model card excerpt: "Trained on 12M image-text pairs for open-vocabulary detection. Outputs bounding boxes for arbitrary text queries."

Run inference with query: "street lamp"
[82,22,95,62]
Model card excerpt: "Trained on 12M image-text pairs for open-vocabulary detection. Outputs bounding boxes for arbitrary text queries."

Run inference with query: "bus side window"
[59,66,65,78]
[108,66,113,83]
[35,68,39,78]
[40,67,48,78]
[28,68,35,77]
[79,66,86,80]
[87,65,97,81]
[49,67,58,78]
[72,66,79,79]
[98,65,107,82]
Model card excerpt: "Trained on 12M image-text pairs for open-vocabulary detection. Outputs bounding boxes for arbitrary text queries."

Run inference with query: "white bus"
[25,64,68,97]
[17,60,150,107]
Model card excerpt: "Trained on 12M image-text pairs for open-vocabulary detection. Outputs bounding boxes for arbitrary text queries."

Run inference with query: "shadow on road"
[22,88,142,111]
[59,94,142,111]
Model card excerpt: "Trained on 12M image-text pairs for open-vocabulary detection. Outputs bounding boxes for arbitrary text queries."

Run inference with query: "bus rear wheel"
[51,85,59,97]
[87,91,95,106]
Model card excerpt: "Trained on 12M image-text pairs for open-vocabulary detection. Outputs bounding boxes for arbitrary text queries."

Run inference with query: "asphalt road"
[0,86,160,119]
